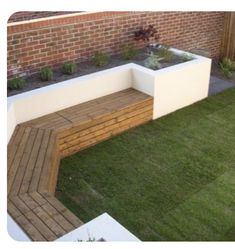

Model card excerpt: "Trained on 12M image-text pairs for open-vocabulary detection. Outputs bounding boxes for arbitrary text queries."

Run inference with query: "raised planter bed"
[7,47,211,240]
[7,47,201,97]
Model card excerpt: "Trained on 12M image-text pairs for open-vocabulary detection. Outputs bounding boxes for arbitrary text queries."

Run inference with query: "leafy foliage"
[8,77,26,90]
[121,45,138,60]
[40,67,53,81]
[92,51,108,67]
[157,45,173,62]
[181,53,194,62]
[144,52,163,70]
[62,62,78,75]
[219,58,235,79]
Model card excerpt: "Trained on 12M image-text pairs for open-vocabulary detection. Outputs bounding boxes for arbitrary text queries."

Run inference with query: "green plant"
[220,65,233,79]
[40,67,53,81]
[219,58,235,79]
[144,52,163,70]
[62,62,78,75]
[122,45,138,60]
[92,51,108,67]
[8,77,26,90]
[157,45,173,62]
[181,53,194,62]
[220,58,235,71]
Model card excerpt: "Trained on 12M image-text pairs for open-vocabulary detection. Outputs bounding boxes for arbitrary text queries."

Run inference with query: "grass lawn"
[56,88,235,241]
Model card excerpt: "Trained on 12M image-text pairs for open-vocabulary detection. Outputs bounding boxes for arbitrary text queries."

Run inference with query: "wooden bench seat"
[8,192,82,241]
[7,88,153,241]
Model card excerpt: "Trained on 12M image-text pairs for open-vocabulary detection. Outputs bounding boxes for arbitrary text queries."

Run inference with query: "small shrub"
[220,66,233,79]
[8,77,26,90]
[219,58,235,79]
[122,45,138,60]
[144,52,163,70]
[92,51,108,67]
[157,45,173,62]
[62,62,77,75]
[181,53,194,62]
[220,58,235,71]
[40,67,53,81]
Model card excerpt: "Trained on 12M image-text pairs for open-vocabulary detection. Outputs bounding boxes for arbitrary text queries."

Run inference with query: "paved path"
[209,76,235,96]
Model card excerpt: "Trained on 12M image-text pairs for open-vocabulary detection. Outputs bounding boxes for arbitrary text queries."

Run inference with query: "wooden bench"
[7,88,153,241]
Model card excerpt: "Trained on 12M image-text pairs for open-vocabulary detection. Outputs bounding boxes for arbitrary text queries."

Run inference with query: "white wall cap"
[56,213,140,242]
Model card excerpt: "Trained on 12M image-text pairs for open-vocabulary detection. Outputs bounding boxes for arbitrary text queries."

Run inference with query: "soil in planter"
[7,48,191,97]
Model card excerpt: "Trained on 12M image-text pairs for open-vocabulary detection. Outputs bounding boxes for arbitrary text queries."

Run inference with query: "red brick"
[7,11,225,79]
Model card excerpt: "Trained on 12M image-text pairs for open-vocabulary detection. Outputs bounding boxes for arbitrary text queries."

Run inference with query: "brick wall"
[8,11,79,23]
[7,11,225,79]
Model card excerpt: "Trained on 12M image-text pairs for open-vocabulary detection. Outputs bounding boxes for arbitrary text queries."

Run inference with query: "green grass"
[56,88,235,241]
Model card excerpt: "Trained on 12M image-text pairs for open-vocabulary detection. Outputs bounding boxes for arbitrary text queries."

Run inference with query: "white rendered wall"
[131,50,211,119]
[8,65,132,125]
[153,56,211,119]
[7,102,17,143]
[56,213,140,241]
[131,63,155,97]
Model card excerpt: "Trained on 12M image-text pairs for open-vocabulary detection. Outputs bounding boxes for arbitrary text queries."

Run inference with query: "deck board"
[28,129,52,193]
[15,215,45,241]
[19,129,45,194]
[8,127,32,194]
[10,128,38,196]
[7,88,153,241]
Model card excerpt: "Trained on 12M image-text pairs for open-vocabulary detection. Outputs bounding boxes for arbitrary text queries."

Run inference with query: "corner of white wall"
[131,65,155,97]
[153,57,212,119]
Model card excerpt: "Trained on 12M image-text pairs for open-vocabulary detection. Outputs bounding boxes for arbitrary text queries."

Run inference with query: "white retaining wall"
[152,49,211,118]
[131,49,211,119]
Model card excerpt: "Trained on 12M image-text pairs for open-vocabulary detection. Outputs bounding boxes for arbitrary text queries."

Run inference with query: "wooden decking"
[7,88,153,241]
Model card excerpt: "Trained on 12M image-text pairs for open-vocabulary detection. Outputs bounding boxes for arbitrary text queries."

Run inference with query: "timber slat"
[59,103,153,148]
[29,191,47,206]
[19,129,45,194]
[15,215,45,241]
[8,200,22,218]
[60,109,153,157]
[7,126,31,192]
[28,129,52,193]
[21,113,70,129]
[29,191,75,232]
[7,88,153,241]
[38,132,58,192]
[40,202,74,232]
[57,88,133,118]
[24,211,58,241]
[33,205,66,237]
[40,192,83,228]
[10,128,38,196]
[57,98,153,139]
